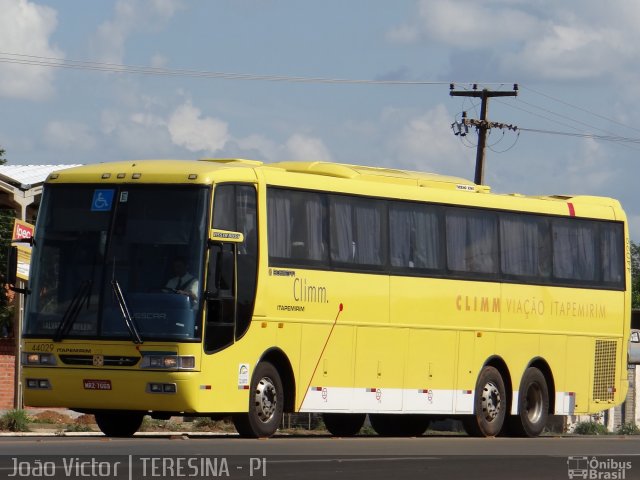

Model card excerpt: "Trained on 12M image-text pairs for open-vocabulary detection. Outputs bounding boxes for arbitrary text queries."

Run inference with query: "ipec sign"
[12,219,33,241]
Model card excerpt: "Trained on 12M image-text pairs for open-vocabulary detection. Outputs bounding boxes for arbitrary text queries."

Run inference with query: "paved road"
[1,434,639,479]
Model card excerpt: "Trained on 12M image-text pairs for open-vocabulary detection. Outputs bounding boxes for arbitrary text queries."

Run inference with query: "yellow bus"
[12,159,630,438]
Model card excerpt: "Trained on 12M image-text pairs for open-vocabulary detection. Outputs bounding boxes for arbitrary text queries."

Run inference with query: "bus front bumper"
[22,367,203,413]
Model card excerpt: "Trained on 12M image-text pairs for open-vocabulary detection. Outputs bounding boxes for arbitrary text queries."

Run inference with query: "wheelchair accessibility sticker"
[91,189,115,212]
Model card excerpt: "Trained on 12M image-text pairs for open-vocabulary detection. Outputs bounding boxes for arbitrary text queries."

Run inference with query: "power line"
[0,52,512,87]
[495,97,640,151]
[517,127,640,144]
[522,85,640,135]
[495,98,586,133]
[515,97,626,140]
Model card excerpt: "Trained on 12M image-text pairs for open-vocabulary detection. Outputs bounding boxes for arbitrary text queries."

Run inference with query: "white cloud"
[150,53,168,68]
[131,112,166,129]
[385,24,420,44]
[284,134,333,161]
[503,25,625,80]
[566,138,615,192]
[43,121,95,151]
[390,0,640,81]
[388,104,471,177]
[92,0,184,63]
[0,0,63,100]
[416,0,540,49]
[101,108,176,156]
[167,101,229,153]
[235,134,279,161]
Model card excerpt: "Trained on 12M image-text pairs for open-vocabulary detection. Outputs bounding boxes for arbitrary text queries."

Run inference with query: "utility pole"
[450,84,518,185]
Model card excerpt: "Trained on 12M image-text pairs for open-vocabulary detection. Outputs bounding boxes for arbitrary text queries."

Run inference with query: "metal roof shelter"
[0,165,81,220]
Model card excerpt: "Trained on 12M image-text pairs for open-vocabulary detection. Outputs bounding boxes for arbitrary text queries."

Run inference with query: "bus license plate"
[83,379,112,390]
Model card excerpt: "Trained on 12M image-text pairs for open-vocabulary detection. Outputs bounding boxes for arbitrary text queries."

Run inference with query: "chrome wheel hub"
[254,376,277,423]
[524,383,543,423]
[481,381,502,422]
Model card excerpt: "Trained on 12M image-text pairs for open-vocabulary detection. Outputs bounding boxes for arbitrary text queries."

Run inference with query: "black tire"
[466,366,507,437]
[322,413,366,437]
[95,412,144,437]
[461,415,482,437]
[509,367,549,437]
[369,414,430,437]
[232,362,284,438]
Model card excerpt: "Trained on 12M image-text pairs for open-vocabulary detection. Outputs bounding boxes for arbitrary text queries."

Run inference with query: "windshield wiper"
[53,280,92,342]
[111,279,143,344]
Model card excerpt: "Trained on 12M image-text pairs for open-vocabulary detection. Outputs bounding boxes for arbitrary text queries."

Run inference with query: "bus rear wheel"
[322,413,366,437]
[232,362,284,438]
[465,366,507,437]
[509,367,549,437]
[369,414,430,437]
[95,412,144,437]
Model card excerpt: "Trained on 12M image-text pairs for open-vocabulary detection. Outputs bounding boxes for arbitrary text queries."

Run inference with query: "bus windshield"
[24,184,209,342]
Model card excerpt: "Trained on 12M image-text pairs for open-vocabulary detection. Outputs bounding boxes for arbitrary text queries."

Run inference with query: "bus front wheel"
[322,413,366,437]
[465,366,507,437]
[233,362,284,438]
[95,412,144,437]
[509,367,549,437]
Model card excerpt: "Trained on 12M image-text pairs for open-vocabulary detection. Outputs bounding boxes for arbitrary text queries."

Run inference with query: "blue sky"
[2,1,640,238]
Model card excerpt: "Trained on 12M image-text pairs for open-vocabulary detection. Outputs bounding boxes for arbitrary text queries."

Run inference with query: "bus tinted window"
[552,219,598,282]
[330,196,385,267]
[500,214,551,278]
[389,202,441,270]
[266,187,624,290]
[213,185,235,231]
[446,208,498,274]
[267,189,328,264]
[602,223,624,285]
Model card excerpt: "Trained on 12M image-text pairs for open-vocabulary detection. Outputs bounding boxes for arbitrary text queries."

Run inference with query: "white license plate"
[83,379,112,390]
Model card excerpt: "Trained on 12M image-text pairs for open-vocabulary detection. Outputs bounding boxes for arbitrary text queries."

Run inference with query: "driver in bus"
[164,256,199,303]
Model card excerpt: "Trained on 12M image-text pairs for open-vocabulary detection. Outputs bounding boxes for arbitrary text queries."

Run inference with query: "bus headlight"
[22,352,57,366]
[25,378,51,389]
[140,355,195,370]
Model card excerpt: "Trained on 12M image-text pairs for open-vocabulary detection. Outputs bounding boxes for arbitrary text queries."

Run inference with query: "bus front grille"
[59,355,140,367]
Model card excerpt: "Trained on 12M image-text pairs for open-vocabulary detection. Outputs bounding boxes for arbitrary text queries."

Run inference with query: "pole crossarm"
[449,86,518,185]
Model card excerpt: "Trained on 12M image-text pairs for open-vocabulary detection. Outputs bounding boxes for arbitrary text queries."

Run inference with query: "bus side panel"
[353,326,406,412]
[564,336,592,415]
[197,321,277,412]
[276,320,302,407]
[455,330,475,413]
[296,323,355,412]
[403,329,457,413]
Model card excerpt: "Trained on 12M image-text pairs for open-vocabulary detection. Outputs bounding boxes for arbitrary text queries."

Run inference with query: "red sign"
[83,379,112,390]
[12,219,34,241]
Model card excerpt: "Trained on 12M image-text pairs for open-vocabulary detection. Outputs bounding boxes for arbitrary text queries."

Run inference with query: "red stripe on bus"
[568,202,575,217]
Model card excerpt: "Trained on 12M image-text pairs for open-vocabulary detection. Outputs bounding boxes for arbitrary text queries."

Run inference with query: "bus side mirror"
[6,246,28,295]
[7,246,18,286]
[629,329,640,365]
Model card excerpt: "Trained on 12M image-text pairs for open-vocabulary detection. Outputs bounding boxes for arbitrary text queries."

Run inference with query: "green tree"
[0,147,14,337]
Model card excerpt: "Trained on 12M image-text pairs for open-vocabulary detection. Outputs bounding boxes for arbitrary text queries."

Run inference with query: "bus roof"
[45,158,623,213]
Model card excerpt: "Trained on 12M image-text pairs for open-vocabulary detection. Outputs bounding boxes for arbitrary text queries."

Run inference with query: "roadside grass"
[0,410,31,432]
